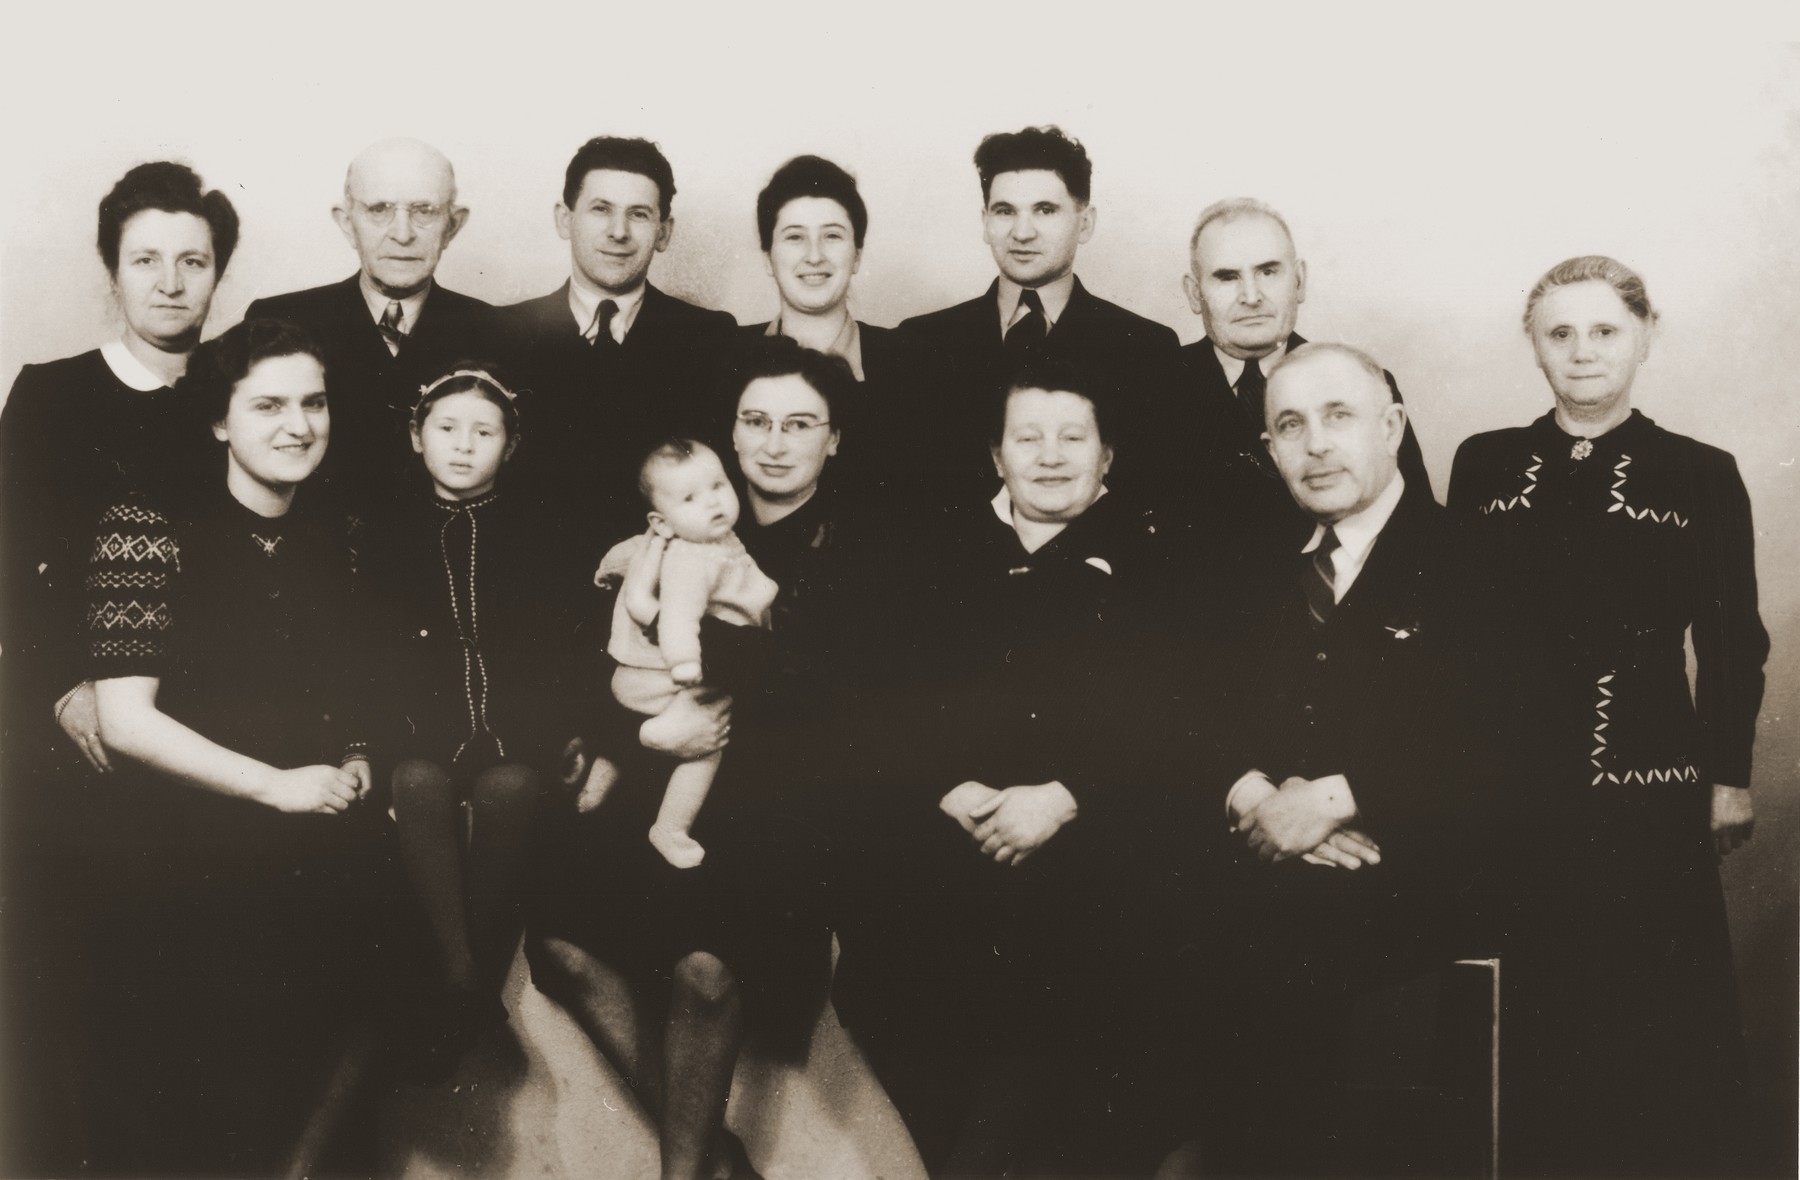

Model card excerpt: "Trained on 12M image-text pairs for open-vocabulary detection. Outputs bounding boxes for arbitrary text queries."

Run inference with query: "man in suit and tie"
[901,126,1179,513]
[508,136,738,551]
[245,138,513,521]
[1181,342,1482,1177]
[1161,199,1432,580]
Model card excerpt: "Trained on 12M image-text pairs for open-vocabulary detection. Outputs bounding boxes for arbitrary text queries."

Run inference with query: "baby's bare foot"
[649,823,706,869]
[576,758,620,813]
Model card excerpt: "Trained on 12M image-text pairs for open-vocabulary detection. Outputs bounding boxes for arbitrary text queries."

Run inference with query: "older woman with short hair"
[1,161,239,772]
[1449,255,1768,1177]
[832,358,1178,1176]
[0,161,240,1172]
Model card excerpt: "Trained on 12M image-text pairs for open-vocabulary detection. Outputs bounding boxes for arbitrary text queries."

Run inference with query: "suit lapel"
[520,281,582,340]
[1053,275,1099,342]
[972,279,1004,350]
[408,283,451,354]
[624,283,668,354]
[1334,485,1432,619]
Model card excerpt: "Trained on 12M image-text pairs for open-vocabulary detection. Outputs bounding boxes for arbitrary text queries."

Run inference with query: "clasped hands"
[939,780,1077,866]
[1233,772,1381,870]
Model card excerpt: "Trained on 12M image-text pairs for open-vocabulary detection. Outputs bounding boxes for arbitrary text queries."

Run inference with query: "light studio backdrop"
[3,0,1796,1158]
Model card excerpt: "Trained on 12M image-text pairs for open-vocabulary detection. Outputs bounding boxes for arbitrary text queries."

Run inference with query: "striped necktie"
[378,300,406,355]
[1304,526,1341,627]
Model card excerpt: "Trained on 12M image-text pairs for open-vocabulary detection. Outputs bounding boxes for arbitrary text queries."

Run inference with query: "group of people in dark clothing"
[0,123,1769,1180]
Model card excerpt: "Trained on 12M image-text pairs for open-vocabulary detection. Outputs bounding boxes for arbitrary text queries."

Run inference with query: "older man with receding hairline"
[245,137,516,521]
[1147,200,1433,579]
[1164,342,1492,1178]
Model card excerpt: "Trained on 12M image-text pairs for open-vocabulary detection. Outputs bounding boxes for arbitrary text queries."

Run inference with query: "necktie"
[1005,288,1047,356]
[378,301,406,356]
[1304,526,1340,628]
[1237,355,1267,434]
[588,299,620,348]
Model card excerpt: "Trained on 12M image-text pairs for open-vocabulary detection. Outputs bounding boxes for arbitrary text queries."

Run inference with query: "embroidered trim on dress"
[1479,454,1541,514]
[1590,672,1614,785]
[1589,670,1700,786]
[1606,455,1688,527]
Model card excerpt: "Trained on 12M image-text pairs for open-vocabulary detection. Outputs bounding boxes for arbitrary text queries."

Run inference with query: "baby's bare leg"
[649,751,722,869]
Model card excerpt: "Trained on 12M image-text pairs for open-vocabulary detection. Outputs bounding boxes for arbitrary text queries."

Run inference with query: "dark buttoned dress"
[1449,409,1768,1177]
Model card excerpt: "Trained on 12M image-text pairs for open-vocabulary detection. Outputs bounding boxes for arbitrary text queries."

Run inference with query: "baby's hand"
[669,660,704,687]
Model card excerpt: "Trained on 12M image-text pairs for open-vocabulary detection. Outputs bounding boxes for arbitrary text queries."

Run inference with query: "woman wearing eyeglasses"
[526,337,890,1180]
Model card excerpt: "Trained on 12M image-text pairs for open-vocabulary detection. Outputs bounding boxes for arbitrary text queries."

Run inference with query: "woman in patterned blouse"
[80,319,390,1176]
[1449,256,1768,1178]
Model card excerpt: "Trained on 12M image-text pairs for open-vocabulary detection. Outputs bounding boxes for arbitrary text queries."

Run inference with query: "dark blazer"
[898,277,1180,513]
[1223,480,1486,978]
[1158,332,1434,568]
[507,281,738,554]
[244,276,516,522]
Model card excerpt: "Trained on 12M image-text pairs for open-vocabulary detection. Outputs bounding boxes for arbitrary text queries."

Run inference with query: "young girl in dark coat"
[367,366,574,1080]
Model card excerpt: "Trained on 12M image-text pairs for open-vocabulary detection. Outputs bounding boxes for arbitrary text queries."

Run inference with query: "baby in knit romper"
[599,440,778,868]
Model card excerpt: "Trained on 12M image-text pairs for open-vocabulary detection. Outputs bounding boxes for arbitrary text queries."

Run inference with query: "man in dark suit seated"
[1176,343,1484,1178]
[245,138,513,522]
[508,136,738,553]
[1160,199,1432,578]
[900,125,1179,513]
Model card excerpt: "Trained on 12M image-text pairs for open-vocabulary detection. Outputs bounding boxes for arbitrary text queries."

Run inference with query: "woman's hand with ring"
[55,681,112,773]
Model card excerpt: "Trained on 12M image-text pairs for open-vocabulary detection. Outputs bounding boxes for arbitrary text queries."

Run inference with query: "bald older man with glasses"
[245,137,516,521]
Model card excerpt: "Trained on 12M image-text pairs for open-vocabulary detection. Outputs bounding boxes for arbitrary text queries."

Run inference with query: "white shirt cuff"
[1226,770,1277,830]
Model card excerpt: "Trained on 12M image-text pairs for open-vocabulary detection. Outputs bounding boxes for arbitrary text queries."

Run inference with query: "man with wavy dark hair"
[900,125,1179,514]
[509,135,738,552]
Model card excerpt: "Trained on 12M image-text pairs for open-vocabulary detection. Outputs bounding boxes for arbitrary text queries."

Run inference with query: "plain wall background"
[3,0,1795,1103]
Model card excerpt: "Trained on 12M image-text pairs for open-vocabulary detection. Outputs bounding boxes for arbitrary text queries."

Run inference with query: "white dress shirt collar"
[990,482,1109,554]
[357,272,430,337]
[569,273,646,344]
[1303,471,1405,603]
[101,338,170,392]
[1213,339,1288,391]
[997,272,1076,336]
[766,310,864,381]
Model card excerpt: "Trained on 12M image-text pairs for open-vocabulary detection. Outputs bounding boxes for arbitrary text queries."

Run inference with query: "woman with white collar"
[1,161,240,775]
[0,162,238,1173]
[832,357,1178,1177]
